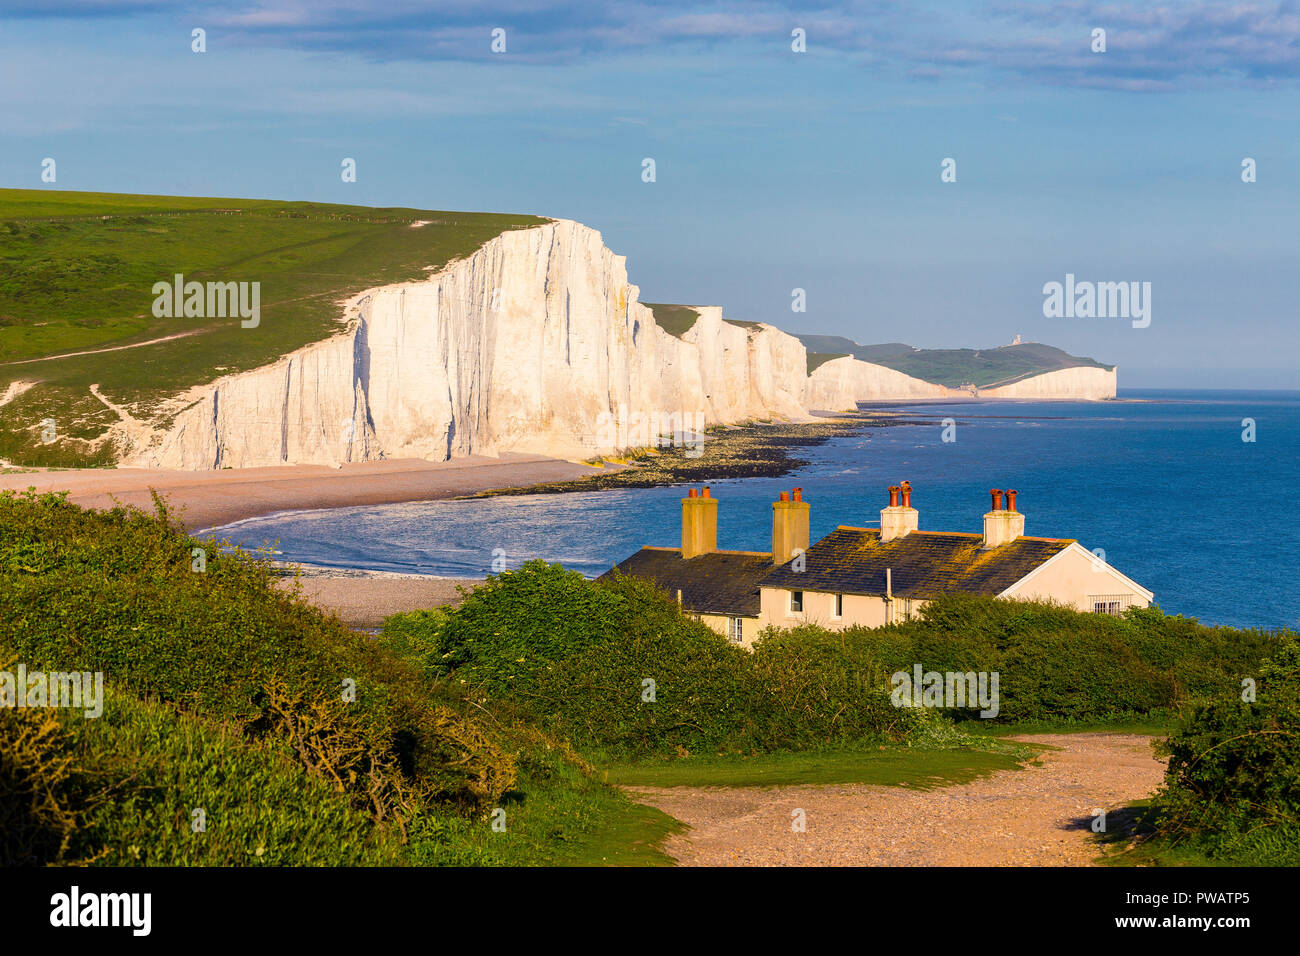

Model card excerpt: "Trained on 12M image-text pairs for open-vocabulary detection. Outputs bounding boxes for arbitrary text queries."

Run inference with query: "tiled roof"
[600,547,774,617]
[758,527,1074,598]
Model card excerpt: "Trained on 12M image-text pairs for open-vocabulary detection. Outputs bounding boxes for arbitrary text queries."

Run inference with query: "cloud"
[7,0,1300,89]
[923,1,1300,90]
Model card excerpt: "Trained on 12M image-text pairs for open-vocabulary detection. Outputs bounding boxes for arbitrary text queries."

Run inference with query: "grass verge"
[602,740,1036,790]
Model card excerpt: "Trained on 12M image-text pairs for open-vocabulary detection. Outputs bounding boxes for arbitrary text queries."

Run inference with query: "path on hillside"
[625,733,1165,866]
[0,329,208,366]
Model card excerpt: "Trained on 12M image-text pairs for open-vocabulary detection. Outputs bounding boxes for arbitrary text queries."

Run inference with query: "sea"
[206,388,1300,631]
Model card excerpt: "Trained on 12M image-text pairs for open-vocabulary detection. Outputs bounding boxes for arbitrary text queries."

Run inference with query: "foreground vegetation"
[1098,634,1300,867]
[0,491,671,865]
[3,490,1291,866]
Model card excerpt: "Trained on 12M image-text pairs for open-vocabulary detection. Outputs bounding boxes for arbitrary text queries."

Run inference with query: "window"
[1089,594,1131,615]
[834,593,844,618]
[729,617,744,643]
[790,590,804,613]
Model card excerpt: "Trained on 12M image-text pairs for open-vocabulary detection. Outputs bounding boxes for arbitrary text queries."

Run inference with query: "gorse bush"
[1149,634,1300,865]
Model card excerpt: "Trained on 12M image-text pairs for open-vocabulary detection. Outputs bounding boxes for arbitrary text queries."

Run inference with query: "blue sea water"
[208,389,1300,631]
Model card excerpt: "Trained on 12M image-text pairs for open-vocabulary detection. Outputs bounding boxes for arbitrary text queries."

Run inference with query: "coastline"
[0,453,615,532]
[463,408,932,497]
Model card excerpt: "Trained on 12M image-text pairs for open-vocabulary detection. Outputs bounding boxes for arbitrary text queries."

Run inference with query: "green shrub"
[424,561,672,695]
[1149,634,1300,864]
[759,594,1281,724]
[0,490,531,865]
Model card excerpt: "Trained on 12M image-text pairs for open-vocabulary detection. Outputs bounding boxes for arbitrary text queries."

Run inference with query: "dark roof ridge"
[637,545,773,557]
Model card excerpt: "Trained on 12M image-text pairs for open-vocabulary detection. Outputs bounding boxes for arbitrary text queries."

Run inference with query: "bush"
[0,490,524,865]
[1150,634,1300,864]
[759,594,1281,724]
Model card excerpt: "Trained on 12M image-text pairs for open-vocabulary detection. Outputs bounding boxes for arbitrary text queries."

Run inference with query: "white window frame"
[789,590,804,614]
[728,617,744,643]
[833,593,843,619]
[1089,594,1132,615]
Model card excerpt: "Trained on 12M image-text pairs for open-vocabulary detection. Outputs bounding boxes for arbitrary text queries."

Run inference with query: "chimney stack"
[772,487,811,565]
[981,487,1025,548]
[681,485,718,558]
[880,481,919,542]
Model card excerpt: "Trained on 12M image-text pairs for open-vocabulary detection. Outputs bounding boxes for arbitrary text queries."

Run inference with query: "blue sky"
[2,1,1299,387]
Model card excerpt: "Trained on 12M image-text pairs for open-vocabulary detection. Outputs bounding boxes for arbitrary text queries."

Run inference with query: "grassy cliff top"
[0,189,544,466]
[795,333,1112,388]
[641,302,700,339]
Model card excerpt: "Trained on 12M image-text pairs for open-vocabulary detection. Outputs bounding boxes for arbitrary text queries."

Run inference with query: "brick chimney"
[772,487,810,565]
[880,481,919,542]
[681,486,718,559]
[981,488,1025,548]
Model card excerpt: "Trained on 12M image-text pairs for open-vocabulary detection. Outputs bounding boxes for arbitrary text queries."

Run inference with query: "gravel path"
[625,733,1166,866]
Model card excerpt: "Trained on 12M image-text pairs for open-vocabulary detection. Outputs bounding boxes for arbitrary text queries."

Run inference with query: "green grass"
[0,188,544,465]
[602,742,1035,789]
[962,715,1180,738]
[796,335,916,362]
[410,745,685,866]
[806,351,849,374]
[642,302,700,339]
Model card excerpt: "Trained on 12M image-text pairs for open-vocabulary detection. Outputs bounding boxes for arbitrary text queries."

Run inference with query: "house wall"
[696,612,759,647]
[758,587,921,632]
[1002,546,1151,612]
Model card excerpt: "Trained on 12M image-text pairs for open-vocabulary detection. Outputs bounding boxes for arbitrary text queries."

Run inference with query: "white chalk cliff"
[120,219,1116,470]
[979,365,1117,400]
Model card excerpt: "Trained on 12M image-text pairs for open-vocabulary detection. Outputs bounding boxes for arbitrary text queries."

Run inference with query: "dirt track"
[626,733,1166,866]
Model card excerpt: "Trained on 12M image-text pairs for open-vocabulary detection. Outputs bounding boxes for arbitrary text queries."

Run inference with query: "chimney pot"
[682,487,718,558]
[702,486,711,498]
[880,484,918,542]
[982,489,1024,548]
[772,486,811,565]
